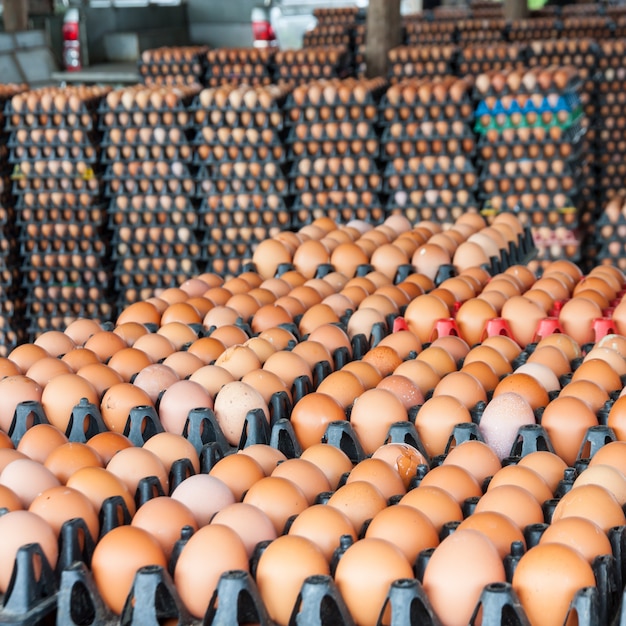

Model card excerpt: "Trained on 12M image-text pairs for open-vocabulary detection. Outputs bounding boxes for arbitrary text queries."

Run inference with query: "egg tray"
[192,110,283,133]
[101,143,193,165]
[138,60,205,80]
[189,93,286,121]
[473,108,585,135]
[9,161,100,183]
[110,222,199,245]
[201,239,268,259]
[195,177,289,197]
[290,204,386,228]
[8,126,100,149]
[302,33,353,48]
[199,193,288,214]
[102,177,195,198]
[197,161,288,184]
[9,144,99,165]
[18,229,108,252]
[283,106,378,128]
[478,179,581,204]
[274,66,355,87]
[193,145,287,167]
[97,109,194,134]
[505,20,562,42]
[476,137,585,164]
[199,209,291,232]
[287,174,382,195]
[380,126,476,154]
[388,62,458,81]
[11,178,104,198]
[24,297,113,320]
[111,241,202,262]
[20,267,111,291]
[378,101,475,126]
[15,206,107,228]
[287,139,379,161]
[100,125,193,148]
[107,210,198,231]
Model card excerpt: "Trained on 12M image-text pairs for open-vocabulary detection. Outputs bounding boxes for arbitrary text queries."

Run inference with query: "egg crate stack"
[284,78,386,227]
[98,85,202,309]
[524,39,603,265]
[505,19,561,43]
[5,86,113,340]
[0,84,28,354]
[191,84,290,277]
[274,47,353,85]
[138,46,209,87]
[473,68,590,270]
[379,77,481,226]
[560,17,616,40]
[387,46,460,83]
[456,43,530,76]
[586,40,626,268]
[302,24,353,48]
[404,21,458,47]
[204,48,276,88]
[456,20,506,44]
[469,0,504,17]
[591,195,626,270]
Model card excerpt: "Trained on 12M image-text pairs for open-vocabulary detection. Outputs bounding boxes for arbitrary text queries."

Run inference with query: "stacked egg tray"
[138,46,209,87]
[456,19,507,44]
[0,84,28,355]
[523,39,602,267]
[473,69,589,271]
[506,19,562,43]
[274,47,353,85]
[204,48,276,88]
[591,195,626,270]
[284,78,386,228]
[191,84,291,277]
[388,46,459,82]
[98,85,202,311]
[456,43,530,76]
[10,221,626,626]
[592,41,626,223]
[5,86,113,340]
[404,21,458,47]
[379,77,480,226]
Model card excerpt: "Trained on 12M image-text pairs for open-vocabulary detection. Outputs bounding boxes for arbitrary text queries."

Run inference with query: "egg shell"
[423,529,506,626]
[512,543,596,626]
[300,443,353,489]
[213,381,270,447]
[372,443,428,489]
[316,371,364,410]
[170,474,235,527]
[335,537,414,626]
[474,484,544,530]
[158,380,214,435]
[142,432,200,474]
[257,534,330,626]
[442,440,502,485]
[487,464,553,504]
[92,525,167,614]
[538,516,612,563]
[0,458,61,508]
[17,423,68,464]
[551,483,626,531]
[131,496,198,558]
[100,383,155,433]
[85,432,133,465]
[0,375,43,433]
[350,388,408,455]
[271,458,331,504]
[239,444,286,475]
[44,442,103,483]
[211,502,277,558]
[346,458,406,500]
[457,511,525,559]
[175,524,250,618]
[29,485,99,540]
[327,480,388,534]
[0,510,58,593]
[106,446,169,497]
[290,392,346,450]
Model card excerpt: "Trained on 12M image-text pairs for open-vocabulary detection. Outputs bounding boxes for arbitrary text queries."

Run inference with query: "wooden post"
[504,0,528,20]
[3,0,29,32]
[365,0,402,79]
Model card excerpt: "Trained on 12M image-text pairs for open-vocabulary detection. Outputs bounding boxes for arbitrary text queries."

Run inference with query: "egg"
[512,543,595,626]
[335,537,414,626]
[170,474,235,526]
[327,481,388,534]
[415,395,472,458]
[0,375,43,433]
[158,380,214,435]
[92,525,167,614]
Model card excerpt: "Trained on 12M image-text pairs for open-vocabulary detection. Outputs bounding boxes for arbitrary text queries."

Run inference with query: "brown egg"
[106,446,169,497]
[17,423,68,464]
[458,511,525,559]
[559,297,603,346]
[416,347,457,377]
[327,480,387,534]
[393,360,440,396]
[572,358,622,393]
[560,379,609,414]
[300,442,353,489]
[92,525,167,614]
[442,440,502,486]
[44,442,103,483]
[34,331,76,358]
[432,371,487,409]
[536,333,581,362]
[208,453,264,501]
[0,375,43,433]
[272,458,331,504]
[552,483,626,531]
[290,392,346,450]
[539,516,612,563]
[404,294,451,344]
[84,331,128,362]
[350,388,408,455]
[100,383,154,433]
[239,444,286,475]
[0,458,61,507]
[64,318,102,346]
[501,296,547,347]
[493,373,549,411]
[8,344,48,372]
[142,431,200,474]
[487,464,553,504]
[474,484,544,530]
[455,298,497,346]
[573,464,626,505]
[527,345,571,378]
[347,457,406,500]
[512,543,596,626]
[415,395,471,458]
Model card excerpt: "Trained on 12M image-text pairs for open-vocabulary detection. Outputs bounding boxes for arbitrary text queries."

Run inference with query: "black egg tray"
[284,106,378,127]
[285,117,378,142]
[196,176,289,197]
[8,126,99,148]
[287,139,379,160]
[97,110,193,133]
[21,267,111,290]
[386,186,478,207]
[101,126,192,147]
[201,236,269,256]
[378,103,474,125]
[24,295,112,318]
[388,62,458,80]
[203,255,250,278]
[193,144,286,166]
[101,143,193,165]
[9,143,99,164]
[198,206,291,230]
[288,173,382,194]
[380,127,476,155]
[505,19,562,41]
[108,210,198,231]
[274,66,354,86]
[481,191,581,216]
[15,206,106,229]
[113,272,195,297]
[189,93,285,119]
[199,193,288,214]
[303,33,352,47]
[192,108,283,131]
[11,177,104,197]
[103,176,195,198]
[109,222,199,245]
[9,160,99,181]
[111,239,201,261]
[18,227,108,249]
[5,110,97,133]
